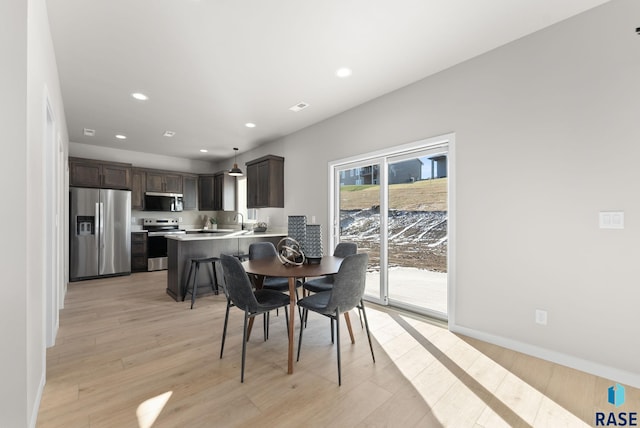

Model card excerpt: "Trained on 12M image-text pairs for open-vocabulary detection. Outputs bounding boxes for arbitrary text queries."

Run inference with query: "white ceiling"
[47,0,609,162]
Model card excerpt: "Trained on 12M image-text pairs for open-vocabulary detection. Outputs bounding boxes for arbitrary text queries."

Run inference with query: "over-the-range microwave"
[144,192,184,212]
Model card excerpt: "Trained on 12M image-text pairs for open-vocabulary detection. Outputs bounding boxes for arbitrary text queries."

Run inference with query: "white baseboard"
[30,372,46,428]
[449,323,640,389]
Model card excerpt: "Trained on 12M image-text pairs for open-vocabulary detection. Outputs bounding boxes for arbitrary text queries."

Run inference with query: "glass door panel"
[387,149,448,317]
[335,162,384,303]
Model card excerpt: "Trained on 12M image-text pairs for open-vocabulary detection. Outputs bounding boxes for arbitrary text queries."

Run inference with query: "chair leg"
[330,318,335,344]
[190,262,200,309]
[211,261,219,295]
[360,300,375,363]
[335,312,342,386]
[241,311,249,383]
[263,312,268,341]
[220,299,231,358]
[182,261,194,302]
[296,308,307,361]
[284,305,289,336]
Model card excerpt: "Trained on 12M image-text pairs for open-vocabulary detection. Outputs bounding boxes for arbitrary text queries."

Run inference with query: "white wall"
[229,0,640,387]
[0,1,29,426]
[0,0,70,425]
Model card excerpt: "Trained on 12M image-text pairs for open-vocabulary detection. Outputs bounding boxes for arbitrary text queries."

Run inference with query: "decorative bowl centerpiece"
[253,222,268,233]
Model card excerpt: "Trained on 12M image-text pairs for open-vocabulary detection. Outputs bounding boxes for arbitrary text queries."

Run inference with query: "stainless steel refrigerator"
[70,187,131,281]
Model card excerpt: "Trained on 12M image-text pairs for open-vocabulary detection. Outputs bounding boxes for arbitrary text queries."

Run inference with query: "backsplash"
[131,210,216,230]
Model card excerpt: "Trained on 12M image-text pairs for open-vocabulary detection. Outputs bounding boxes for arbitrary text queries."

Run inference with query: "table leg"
[344,312,355,344]
[287,276,296,374]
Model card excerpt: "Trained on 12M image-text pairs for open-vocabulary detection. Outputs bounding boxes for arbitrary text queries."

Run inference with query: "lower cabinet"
[131,232,148,272]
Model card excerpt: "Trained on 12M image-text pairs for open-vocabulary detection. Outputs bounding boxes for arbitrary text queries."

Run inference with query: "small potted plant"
[209,217,218,230]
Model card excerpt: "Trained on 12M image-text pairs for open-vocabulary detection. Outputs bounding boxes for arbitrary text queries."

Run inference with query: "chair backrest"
[333,242,357,258]
[220,254,259,313]
[249,242,278,260]
[326,253,369,314]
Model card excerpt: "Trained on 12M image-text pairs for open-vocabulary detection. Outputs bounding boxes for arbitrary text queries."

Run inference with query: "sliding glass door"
[334,160,385,303]
[386,148,448,317]
[330,137,450,318]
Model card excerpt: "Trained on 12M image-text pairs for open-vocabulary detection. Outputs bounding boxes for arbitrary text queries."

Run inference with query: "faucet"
[234,213,244,230]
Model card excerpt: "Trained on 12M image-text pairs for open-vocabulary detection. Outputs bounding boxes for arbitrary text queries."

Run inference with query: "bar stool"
[182,257,220,309]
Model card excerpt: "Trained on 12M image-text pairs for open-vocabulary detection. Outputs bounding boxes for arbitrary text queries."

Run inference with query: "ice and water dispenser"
[76,216,95,236]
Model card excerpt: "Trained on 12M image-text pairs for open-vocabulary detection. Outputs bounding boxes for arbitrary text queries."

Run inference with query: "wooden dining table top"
[242,255,343,278]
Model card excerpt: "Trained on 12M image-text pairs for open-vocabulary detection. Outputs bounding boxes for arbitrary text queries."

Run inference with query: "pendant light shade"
[228,147,243,176]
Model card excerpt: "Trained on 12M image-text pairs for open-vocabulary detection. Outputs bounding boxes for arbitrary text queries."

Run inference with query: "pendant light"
[228,147,243,176]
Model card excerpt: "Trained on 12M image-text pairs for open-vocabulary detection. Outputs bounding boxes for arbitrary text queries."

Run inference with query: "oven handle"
[147,231,186,237]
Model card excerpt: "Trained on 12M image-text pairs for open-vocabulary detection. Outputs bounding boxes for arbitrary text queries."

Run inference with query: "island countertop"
[167,230,286,241]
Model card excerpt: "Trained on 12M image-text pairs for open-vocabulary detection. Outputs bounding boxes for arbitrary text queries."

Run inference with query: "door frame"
[328,133,456,320]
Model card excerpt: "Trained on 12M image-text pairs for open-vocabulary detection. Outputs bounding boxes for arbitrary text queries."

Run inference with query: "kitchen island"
[165,230,286,302]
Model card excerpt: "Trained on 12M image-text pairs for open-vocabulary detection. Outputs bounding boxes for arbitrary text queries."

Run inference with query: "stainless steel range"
[143,218,186,271]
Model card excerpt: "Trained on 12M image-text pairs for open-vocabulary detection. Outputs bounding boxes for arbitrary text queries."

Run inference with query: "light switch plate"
[599,211,624,229]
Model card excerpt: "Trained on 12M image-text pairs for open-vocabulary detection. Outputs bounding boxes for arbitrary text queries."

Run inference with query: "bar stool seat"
[182,256,220,309]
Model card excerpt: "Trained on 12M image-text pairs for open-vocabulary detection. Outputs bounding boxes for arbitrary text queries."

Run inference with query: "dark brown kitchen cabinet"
[246,155,284,208]
[182,174,198,211]
[213,172,236,211]
[131,168,145,210]
[69,157,132,190]
[131,232,148,272]
[145,170,183,193]
[198,175,215,211]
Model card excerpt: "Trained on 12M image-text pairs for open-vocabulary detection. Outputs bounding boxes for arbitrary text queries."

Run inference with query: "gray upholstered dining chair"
[302,242,358,294]
[248,241,302,321]
[302,242,360,334]
[219,254,290,383]
[296,253,375,386]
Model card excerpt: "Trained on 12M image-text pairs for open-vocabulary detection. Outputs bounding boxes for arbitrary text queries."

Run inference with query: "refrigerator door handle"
[95,202,100,250]
[99,202,105,248]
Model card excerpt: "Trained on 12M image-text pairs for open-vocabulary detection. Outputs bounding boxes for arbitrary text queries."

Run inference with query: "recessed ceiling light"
[200,149,208,153]
[289,102,310,112]
[245,123,256,128]
[115,134,127,140]
[131,92,148,101]
[336,67,352,78]
[83,128,95,136]
[163,130,176,137]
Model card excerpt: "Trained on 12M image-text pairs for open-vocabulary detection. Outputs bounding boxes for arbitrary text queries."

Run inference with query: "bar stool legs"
[182,257,220,309]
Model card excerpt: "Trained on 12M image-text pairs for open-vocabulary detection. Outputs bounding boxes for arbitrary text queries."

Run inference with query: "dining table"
[242,255,343,374]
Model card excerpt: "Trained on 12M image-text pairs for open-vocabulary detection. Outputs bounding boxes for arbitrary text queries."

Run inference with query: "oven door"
[147,234,169,271]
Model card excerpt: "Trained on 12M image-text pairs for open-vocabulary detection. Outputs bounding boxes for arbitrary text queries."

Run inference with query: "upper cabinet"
[131,168,145,210]
[182,174,198,211]
[69,157,132,190]
[198,172,236,211]
[198,175,215,211]
[246,155,284,208]
[145,170,183,193]
[214,172,236,211]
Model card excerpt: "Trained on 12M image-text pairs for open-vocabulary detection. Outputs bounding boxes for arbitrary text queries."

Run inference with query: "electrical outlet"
[599,211,624,229]
[178,217,183,223]
[535,309,548,325]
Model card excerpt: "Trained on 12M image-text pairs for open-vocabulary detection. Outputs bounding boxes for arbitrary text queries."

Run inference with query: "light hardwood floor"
[38,271,638,427]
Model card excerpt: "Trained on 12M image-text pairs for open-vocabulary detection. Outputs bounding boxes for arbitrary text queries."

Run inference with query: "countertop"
[167,230,286,241]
